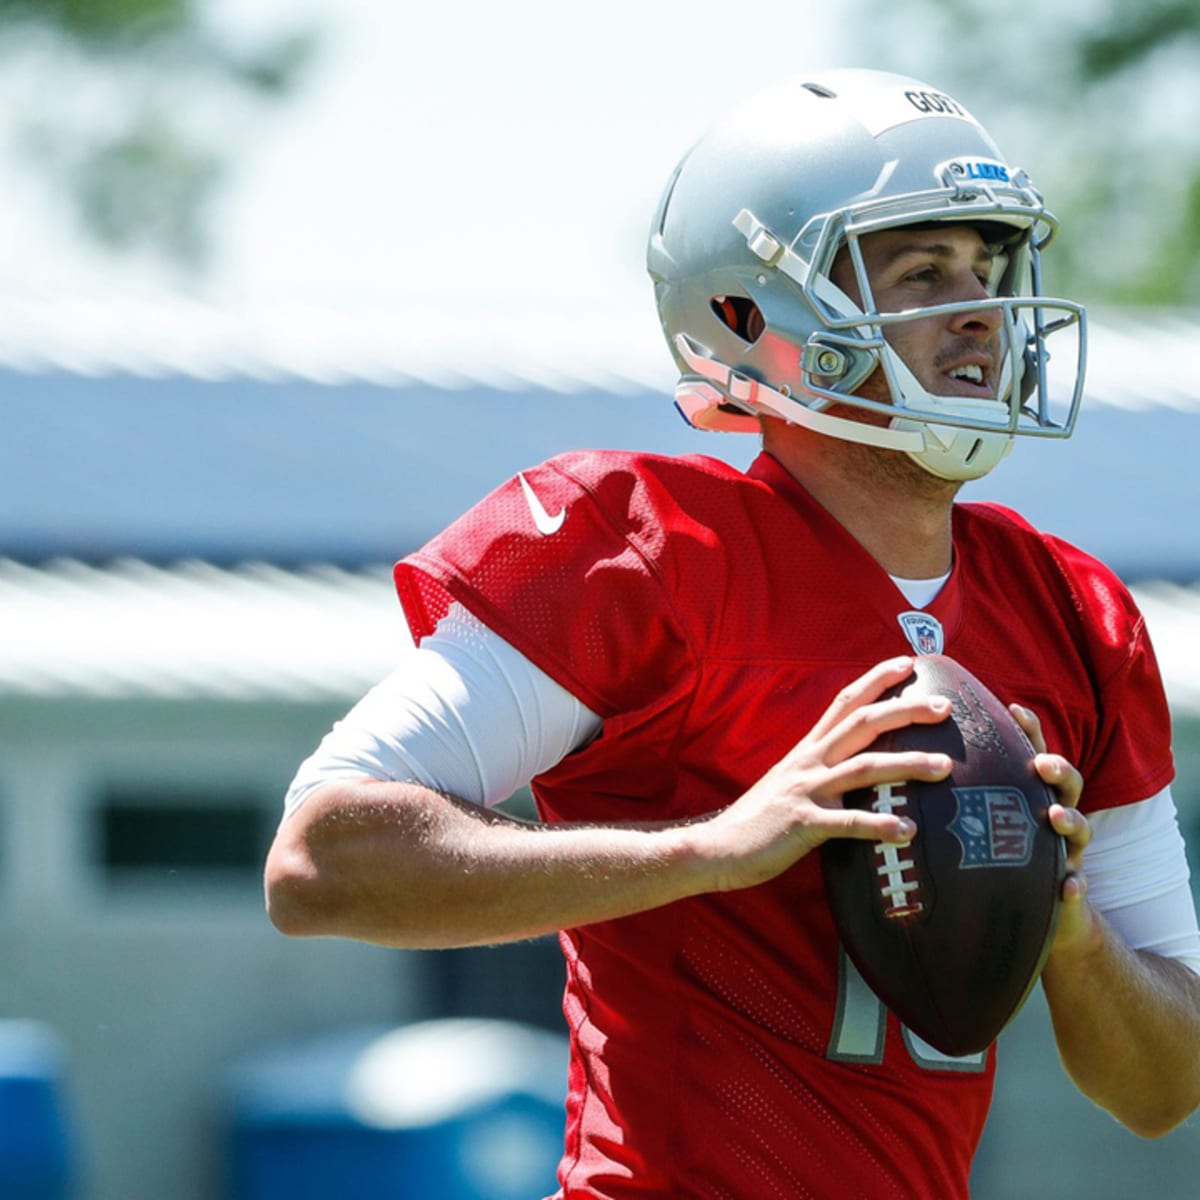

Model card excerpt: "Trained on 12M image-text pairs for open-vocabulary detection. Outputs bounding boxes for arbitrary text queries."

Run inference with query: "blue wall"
[5,369,1194,578]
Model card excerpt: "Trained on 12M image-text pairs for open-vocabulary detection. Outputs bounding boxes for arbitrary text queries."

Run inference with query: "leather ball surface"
[821,655,1065,1057]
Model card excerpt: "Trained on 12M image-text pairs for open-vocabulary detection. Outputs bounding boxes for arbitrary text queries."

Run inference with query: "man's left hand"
[1009,703,1096,962]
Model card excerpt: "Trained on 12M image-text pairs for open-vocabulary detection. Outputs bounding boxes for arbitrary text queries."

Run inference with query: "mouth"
[940,358,995,398]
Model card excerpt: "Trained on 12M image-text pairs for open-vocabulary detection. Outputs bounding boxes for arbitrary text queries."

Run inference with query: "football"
[821,654,1066,1057]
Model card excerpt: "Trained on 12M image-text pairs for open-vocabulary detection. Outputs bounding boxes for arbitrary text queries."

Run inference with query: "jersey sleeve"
[393,456,696,720]
[1047,533,1175,812]
[282,603,603,813]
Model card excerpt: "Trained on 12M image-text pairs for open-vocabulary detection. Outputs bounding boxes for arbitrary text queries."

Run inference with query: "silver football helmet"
[647,70,1087,481]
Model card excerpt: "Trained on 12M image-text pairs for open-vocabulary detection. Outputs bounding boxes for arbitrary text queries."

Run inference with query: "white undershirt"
[285,597,1200,975]
[890,571,951,610]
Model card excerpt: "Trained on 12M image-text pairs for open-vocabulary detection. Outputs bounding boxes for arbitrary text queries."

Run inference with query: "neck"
[761,419,960,579]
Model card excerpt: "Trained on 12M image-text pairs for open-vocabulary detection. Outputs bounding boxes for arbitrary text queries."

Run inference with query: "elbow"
[264,784,367,938]
[1133,1123,1179,1142]
[264,834,333,938]
[1118,1090,1200,1140]
[1140,1107,1200,1142]
[263,784,448,948]
[1125,1114,1186,1141]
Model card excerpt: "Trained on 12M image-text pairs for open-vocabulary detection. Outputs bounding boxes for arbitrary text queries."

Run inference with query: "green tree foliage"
[858,0,1200,306]
[1077,0,1200,76]
[2,0,189,43]
[1071,0,1200,304]
[0,0,316,271]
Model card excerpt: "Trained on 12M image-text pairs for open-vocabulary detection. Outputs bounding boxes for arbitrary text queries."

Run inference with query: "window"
[97,784,271,884]
[428,938,567,1033]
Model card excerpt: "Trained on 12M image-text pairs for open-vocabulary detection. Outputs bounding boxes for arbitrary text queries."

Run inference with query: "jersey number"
[827,947,987,1073]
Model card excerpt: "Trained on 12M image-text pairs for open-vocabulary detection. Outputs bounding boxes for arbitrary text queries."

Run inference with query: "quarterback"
[266,71,1200,1198]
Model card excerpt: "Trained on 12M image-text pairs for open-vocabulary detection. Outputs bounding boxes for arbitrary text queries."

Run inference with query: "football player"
[266,70,1200,1198]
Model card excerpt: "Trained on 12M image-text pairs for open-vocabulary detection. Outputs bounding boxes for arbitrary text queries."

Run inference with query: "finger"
[808,657,916,741]
[1049,803,1091,853]
[809,803,918,845]
[816,691,953,764]
[821,750,954,797]
[1008,703,1046,754]
[1037,753,1083,809]
[1061,869,1089,906]
[807,752,953,848]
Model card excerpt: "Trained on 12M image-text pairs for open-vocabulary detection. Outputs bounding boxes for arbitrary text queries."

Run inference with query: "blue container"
[0,1022,78,1200]
[225,1019,568,1200]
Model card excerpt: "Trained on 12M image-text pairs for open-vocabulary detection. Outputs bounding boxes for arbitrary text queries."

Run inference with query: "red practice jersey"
[394,450,1174,1200]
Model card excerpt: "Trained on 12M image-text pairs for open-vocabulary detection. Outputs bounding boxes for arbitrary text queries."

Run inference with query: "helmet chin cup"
[881,348,1015,481]
[893,418,1014,481]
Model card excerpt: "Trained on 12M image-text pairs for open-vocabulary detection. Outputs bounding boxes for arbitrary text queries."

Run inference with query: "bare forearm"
[265,780,714,948]
[265,662,953,948]
[1042,911,1200,1137]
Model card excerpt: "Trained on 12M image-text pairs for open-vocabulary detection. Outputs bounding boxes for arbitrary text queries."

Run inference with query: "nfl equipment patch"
[897,610,944,655]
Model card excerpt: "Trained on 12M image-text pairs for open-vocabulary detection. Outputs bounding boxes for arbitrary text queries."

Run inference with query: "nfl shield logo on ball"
[948,788,1036,868]
[897,610,944,655]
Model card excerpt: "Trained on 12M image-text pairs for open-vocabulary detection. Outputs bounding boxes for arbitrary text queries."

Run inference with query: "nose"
[947,275,1003,339]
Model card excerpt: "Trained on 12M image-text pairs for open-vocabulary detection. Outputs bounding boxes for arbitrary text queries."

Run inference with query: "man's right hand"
[689,656,953,893]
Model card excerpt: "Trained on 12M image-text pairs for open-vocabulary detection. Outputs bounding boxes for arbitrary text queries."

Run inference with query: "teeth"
[950,364,984,383]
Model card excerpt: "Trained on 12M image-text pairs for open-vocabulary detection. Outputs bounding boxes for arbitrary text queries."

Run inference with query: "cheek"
[850,368,891,409]
[881,320,938,382]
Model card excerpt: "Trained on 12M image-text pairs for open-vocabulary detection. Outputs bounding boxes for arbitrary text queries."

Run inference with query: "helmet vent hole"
[711,295,765,343]
[802,83,837,99]
[965,438,983,466]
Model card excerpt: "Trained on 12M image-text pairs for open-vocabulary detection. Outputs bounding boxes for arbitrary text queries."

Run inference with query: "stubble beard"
[821,394,965,503]
[837,433,965,502]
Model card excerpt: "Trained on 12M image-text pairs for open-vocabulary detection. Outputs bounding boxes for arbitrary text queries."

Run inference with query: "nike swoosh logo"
[518,472,567,535]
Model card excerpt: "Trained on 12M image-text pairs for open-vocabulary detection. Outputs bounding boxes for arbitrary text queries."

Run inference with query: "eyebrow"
[880,240,996,271]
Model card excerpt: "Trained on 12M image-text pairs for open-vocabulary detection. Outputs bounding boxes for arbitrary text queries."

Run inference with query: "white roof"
[1126,580,1200,717]
[0,558,406,703]
[4,557,1200,718]
[0,293,1196,413]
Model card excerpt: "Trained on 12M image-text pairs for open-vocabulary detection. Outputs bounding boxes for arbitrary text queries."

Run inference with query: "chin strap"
[673,333,926,451]
[672,333,1014,481]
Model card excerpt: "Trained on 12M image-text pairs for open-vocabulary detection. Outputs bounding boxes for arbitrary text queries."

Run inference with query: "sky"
[4,2,1191,393]
[0,0,867,383]
[29,1,847,316]
[213,0,850,324]
[0,0,854,383]
[4,0,1194,328]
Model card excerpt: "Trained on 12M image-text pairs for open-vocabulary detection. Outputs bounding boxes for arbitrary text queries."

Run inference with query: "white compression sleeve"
[283,604,602,817]
[1085,789,1200,975]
